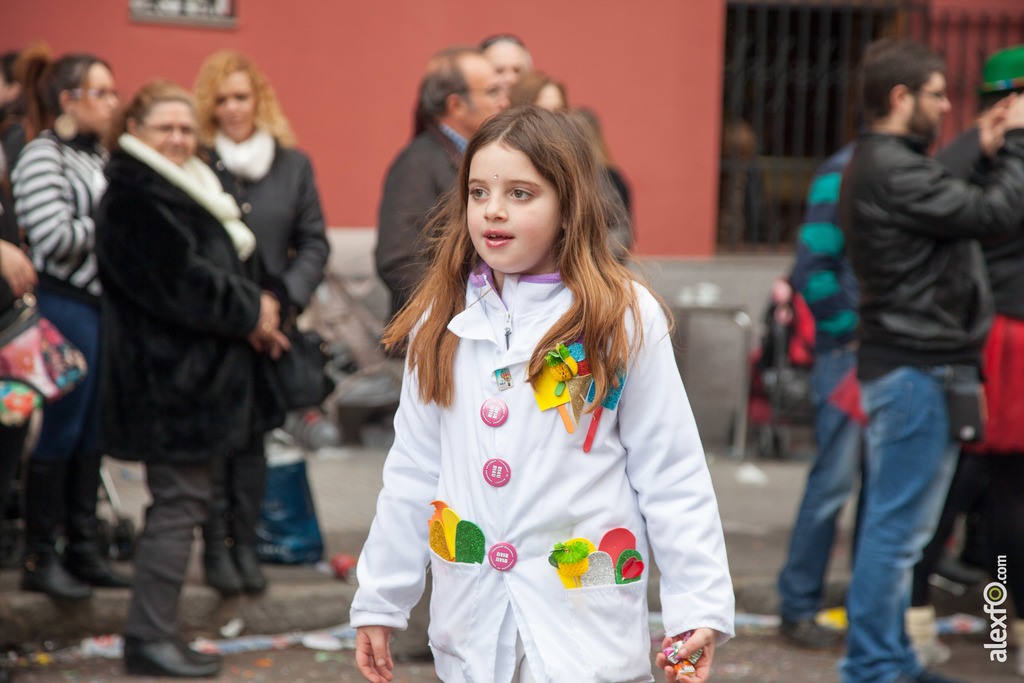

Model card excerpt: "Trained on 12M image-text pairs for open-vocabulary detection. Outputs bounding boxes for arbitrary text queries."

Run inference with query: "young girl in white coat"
[352,106,734,683]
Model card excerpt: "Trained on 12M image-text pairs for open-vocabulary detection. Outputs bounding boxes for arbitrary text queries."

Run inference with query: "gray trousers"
[125,460,212,640]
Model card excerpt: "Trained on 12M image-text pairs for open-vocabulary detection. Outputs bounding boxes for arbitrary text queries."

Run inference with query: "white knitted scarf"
[214,129,275,182]
[118,132,256,260]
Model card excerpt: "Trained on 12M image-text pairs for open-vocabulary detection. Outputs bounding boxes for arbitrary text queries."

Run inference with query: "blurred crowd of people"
[0,34,633,680]
[776,40,1024,683]
[7,23,1022,683]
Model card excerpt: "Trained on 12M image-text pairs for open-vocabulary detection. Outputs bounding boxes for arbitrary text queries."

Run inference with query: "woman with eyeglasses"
[192,51,329,597]
[96,80,289,677]
[9,44,130,602]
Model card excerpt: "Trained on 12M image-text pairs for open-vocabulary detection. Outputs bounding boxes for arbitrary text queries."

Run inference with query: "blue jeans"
[32,291,101,461]
[777,346,863,621]
[839,366,959,683]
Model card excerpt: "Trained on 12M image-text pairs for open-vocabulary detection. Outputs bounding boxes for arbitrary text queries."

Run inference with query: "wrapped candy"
[663,631,703,677]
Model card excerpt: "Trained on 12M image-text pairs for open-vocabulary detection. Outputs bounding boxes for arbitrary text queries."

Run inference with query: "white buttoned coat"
[350,270,734,683]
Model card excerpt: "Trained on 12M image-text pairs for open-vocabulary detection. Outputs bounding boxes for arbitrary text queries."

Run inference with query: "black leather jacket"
[937,128,1024,321]
[839,129,1024,379]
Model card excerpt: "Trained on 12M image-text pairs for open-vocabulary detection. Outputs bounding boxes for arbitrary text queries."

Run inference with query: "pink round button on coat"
[482,458,511,487]
[480,398,508,427]
[488,542,517,571]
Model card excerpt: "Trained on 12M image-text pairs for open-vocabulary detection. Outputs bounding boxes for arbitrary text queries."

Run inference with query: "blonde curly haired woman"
[193,51,329,596]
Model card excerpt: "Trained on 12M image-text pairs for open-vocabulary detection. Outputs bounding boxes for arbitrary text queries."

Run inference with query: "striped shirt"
[790,143,859,351]
[11,131,108,297]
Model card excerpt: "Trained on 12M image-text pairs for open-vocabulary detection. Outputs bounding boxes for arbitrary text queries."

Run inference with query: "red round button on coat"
[482,458,511,487]
[480,398,508,427]
[488,542,517,571]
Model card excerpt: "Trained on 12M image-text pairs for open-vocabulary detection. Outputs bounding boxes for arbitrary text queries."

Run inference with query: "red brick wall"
[3,0,726,257]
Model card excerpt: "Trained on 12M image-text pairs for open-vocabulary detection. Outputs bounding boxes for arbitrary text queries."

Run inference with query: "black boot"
[123,636,220,678]
[229,447,267,594]
[202,454,242,596]
[64,451,132,588]
[20,460,91,600]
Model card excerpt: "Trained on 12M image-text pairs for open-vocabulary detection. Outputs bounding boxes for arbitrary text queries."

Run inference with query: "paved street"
[2,442,1015,681]
[9,623,1016,681]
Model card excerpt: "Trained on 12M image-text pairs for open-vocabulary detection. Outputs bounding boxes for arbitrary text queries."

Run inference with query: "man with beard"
[838,39,1024,683]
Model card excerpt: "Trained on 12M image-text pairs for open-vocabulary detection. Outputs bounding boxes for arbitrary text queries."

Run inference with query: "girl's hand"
[355,625,394,683]
[655,628,717,682]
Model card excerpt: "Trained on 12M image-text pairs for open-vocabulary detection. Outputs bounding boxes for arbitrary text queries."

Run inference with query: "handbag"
[273,327,335,410]
[0,293,88,402]
[944,364,986,443]
[255,451,324,564]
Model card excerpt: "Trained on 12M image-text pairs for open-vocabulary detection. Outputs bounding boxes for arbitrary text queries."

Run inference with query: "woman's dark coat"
[207,145,329,313]
[95,149,283,462]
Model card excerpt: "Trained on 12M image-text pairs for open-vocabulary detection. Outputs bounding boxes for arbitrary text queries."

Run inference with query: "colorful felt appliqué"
[428,502,485,564]
[615,548,644,584]
[580,550,616,587]
[550,531,640,589]
[441,508,461,558]
[583,367,627,453]
[534,343,578,433]
[429,520,452,560]
[598,527,636,567]
[454,520,485,563]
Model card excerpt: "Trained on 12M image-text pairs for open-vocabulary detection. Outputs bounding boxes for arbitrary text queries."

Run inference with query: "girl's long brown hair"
[384,105,663,409]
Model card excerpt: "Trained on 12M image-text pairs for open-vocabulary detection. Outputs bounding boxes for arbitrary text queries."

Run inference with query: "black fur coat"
[95,150,284,462]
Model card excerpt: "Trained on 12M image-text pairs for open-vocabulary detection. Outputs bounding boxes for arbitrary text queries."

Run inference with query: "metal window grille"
[719,0,1024,252]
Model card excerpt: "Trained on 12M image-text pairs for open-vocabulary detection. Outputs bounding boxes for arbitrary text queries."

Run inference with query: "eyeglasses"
[70,88,120,101]
[464,86,504,100]
[915,89,948,102]
[141,123,198,137]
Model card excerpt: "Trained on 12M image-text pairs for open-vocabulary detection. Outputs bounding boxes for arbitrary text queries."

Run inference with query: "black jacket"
[95,150,284,462]
[208,145,329,313]
[937,128,1024,321]
[374,123,460,319]
[839,129,1024,380]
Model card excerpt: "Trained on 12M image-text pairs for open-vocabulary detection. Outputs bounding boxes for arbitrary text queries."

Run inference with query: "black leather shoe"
[779,617,843,649]
[174,638,219,665]
[66,552,132,588]
[123,637,220,678]
[21,554,92,601]
[203,544,243,596]
[232,544,267,594]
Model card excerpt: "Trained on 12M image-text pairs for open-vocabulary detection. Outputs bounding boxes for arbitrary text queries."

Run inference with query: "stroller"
[747,277,816,459]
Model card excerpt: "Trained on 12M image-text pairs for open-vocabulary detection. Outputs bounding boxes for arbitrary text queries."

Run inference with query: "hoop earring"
[54,113,78,141]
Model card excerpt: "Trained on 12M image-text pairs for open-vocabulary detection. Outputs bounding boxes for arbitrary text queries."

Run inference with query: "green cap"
[980,44,1024,94]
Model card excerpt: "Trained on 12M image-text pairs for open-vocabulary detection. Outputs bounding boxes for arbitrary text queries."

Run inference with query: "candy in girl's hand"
[663,633,703,677]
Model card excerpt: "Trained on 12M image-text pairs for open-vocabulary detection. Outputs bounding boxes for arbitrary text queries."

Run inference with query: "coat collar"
[448,264,570,366]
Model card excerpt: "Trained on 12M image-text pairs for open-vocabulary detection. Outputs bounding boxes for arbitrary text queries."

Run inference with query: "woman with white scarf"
[95,80,288,678]
[193,51,329,597]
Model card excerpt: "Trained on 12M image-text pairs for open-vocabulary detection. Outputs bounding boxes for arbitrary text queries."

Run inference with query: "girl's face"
[468,142,561,294]
[129,101,198,167]
[214,71,257,143]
